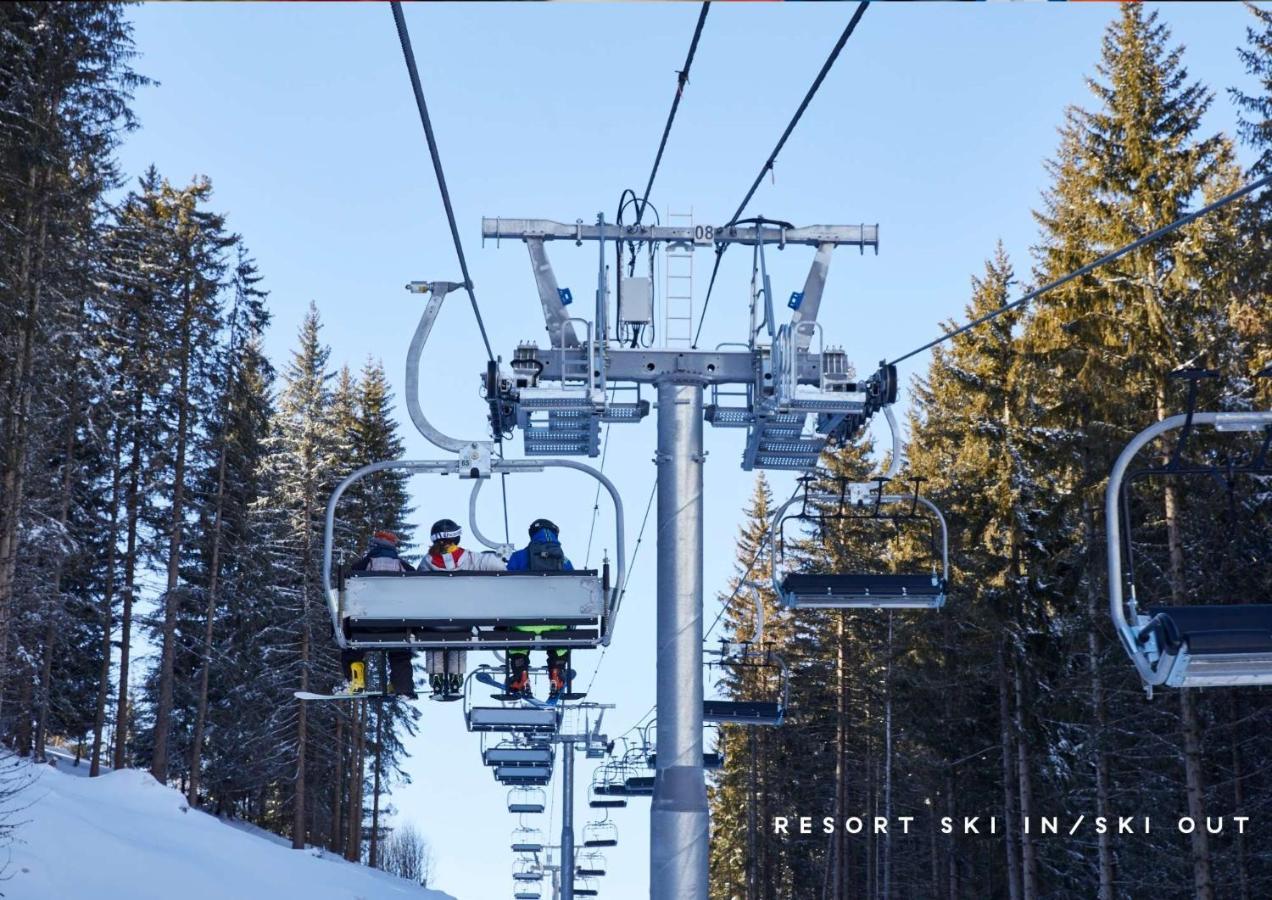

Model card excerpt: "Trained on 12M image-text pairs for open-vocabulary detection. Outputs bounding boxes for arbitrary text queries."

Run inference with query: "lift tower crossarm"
[482,218,879,250]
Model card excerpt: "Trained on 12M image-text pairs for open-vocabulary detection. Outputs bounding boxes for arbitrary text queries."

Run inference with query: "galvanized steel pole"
[562,738,575,900]
[650,380,709,899]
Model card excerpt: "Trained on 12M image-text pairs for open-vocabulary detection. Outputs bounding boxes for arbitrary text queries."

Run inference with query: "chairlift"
[576,851,607,878]
[513,859,542,882]
[508,787,546,814]
[514,893,542,900]
[772,476,949,610]
[582,820,619,848]
[588,760,628,809]
[511,825,545,854]
[574,880,600,898]
[642,721,724,769]
[702,641,789,727]
[1108,370,1272,691]
[484,741,554,768]
[322,284,628,657]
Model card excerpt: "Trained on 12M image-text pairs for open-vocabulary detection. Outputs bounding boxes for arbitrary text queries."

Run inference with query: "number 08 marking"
[693,225,715,246]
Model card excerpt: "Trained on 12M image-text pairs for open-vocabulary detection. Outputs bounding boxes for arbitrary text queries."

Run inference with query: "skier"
[505,518,575,700]
[420,518,506,697]
[342,530,417,699]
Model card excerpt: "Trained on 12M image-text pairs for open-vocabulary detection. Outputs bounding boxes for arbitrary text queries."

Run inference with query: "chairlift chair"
[484,742,555,768]
[1108,376,1272,691]
[772,477,950,610]
[573,879,600,898]
[514,892,542,900]
[588,761,628,809]
[576,851,607,878]
[511,825,545,854]
[582,820,619,848]
[513,860,542,882]
[508,787,547,814]
[323,287,628,658]
[702,641,789,727]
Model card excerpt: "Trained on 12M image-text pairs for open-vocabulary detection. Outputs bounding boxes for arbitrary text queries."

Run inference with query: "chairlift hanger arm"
[482,218,879,251]
[525,239,580,348]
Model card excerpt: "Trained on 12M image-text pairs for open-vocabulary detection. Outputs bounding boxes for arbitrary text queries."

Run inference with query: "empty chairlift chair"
[573,878,600,897]
[588,762,628,810]
[511,825,545,854]
[582,820,619,848]
[508,787,547,815]
[772,478,949,610]
[1108,379,1272,691]
[576,851,607,878]
[484,740,554,769]
[702,641,789,727]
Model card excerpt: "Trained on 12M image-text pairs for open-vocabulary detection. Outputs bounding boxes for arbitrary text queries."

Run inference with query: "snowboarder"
[505,518,575,700]
[342,530,417,699]
[420,518,506,697]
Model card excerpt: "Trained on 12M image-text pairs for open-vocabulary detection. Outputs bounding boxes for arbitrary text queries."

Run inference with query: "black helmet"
[529,518,559,537]
[430,518,462,542]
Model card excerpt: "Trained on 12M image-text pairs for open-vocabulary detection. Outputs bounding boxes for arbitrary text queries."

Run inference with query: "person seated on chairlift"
[505,518,575,700]
[343,530,418,699]
[420,518,505,696]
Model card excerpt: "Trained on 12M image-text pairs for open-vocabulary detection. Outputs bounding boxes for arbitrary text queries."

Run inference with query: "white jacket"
[423,545,506,573]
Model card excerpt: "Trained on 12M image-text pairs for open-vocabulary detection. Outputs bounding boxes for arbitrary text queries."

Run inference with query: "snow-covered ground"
[5,753,458,900]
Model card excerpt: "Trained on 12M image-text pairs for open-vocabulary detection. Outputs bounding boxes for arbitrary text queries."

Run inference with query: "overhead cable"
[887,172,1272,367]
[693,1,870,347]
[390,2,495,363]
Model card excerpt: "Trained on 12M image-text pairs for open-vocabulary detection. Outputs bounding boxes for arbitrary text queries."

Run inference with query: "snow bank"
[6,756,458,900]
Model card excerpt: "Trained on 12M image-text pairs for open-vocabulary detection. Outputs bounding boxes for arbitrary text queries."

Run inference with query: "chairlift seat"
[512,842,544,853]
[583,838,618,848]
[513,872,542,882]
[577,868,607,878]
[339,570,605,650]
[574,889,599,897]
[515,892,542,900]
[1138,605,1272,687]
[589,797,627,809]
[646,752,723,770]
[703,700,784,726]
[484,747,554,768]
[623,776,654,796]
[780,573,945,610]
[496,765,552,786]
[509,802,545,814]
[468,706,559,734]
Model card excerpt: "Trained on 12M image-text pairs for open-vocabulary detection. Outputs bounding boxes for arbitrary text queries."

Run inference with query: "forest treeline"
[709,6,1272,900]
[0,2,425,875]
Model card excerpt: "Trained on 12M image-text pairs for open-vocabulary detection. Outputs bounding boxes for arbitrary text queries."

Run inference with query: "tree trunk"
[113,393,144,771]
[91,431,123,777]
[187,414,230,806]
[34,379,81,760]
[997,641,1022,900]
[366,701,379,869]
[1082,497,1116,900]
[292,494,314,849]
[152,282,196,782]
[1157,384,1214,900]
[0,167,50,721]
[329,712,345,855]
[1014,663,1038,900]
[831,612,848,899]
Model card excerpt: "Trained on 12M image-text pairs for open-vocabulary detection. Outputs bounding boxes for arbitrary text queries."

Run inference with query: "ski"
[294,690,390,702]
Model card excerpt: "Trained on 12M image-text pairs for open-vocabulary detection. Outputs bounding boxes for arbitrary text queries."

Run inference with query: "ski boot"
[447,672,463,696]
[506,652,531,698]
[429,673,446,697]
[547,653,570,702]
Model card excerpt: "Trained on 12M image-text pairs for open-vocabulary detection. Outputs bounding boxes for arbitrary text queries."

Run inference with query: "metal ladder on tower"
[664,209,694,347]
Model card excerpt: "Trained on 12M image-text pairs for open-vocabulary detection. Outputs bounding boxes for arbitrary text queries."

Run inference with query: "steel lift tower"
[475,214,894,900]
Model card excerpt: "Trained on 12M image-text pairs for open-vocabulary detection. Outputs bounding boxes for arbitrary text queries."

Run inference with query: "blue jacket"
[507,529,574,572]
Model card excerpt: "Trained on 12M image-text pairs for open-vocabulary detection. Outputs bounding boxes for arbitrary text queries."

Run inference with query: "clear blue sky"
[117,3,1265,897]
